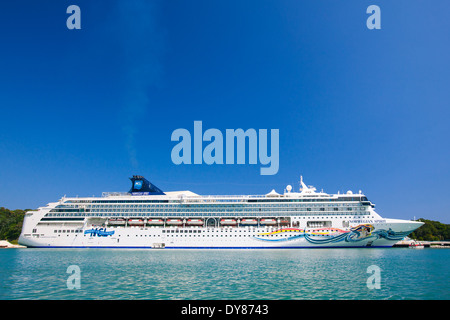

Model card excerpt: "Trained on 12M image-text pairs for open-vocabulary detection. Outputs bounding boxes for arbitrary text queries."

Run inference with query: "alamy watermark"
[366,265,381,289]
[66,4,380,31]
[366,5,381,30]
[66,265,81,290]
[66,5,81,30]
[171,121,279,175]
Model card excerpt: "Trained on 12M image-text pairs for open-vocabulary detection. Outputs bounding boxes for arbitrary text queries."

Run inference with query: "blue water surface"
[0,248,448,300]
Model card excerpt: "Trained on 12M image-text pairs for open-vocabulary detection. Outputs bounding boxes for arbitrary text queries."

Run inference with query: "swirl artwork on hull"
[253,224,412,245]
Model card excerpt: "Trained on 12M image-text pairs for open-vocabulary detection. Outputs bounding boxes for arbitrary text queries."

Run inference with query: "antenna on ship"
[300,175,308,192]
[299,175,317,194]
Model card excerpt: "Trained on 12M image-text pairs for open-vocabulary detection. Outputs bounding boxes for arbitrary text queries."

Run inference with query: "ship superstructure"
[19,176,423,248]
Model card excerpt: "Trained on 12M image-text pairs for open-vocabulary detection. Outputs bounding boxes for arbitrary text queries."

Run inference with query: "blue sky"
[0,1,449,223]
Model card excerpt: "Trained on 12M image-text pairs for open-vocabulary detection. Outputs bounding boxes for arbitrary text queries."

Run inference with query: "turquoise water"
[0,248,448,300]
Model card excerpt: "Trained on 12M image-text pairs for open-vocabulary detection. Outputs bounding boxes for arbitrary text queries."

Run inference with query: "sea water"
[0,248,448,300]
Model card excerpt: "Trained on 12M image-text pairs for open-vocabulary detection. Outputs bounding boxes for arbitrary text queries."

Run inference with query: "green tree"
[409,219,450,241]
[0,207,27,241]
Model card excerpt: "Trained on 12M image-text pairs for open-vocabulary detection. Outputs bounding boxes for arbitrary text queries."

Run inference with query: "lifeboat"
[220,219,237,226]
[186,219,204,226]
[108,218,126,226]
[166,219,183,226]
[240,219,258,225]
[259,219,277,225]
[128,219,145,226]
[147,219,164,226]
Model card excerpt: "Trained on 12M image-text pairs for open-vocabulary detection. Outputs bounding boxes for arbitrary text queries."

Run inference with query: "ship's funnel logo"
[134,180,143,190]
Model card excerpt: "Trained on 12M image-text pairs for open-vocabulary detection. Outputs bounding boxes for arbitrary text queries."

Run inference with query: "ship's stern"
[18,210,42,247]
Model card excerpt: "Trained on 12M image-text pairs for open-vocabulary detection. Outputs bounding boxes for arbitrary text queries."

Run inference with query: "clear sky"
[0,1,449,223]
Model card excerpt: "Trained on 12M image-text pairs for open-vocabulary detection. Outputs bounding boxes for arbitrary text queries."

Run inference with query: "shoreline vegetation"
[409,218,450,241]
[0,207,28,243]
[1,207,449,244]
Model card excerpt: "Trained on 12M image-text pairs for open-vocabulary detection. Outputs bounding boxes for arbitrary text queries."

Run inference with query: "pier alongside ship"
[394,238,450,248]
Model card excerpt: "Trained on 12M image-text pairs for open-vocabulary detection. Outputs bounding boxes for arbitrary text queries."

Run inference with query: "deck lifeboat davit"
[186,219,204,226]
[108,218,126,226]
[220,219,237,226]
[259,219,277,225]
[240,219,258,225]
[128,219,145,226]
[166,219,183,226]
[147,219,164,226]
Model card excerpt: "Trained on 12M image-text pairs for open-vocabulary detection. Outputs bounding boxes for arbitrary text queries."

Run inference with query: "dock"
[394,239,450,248]
[424,241,450,248]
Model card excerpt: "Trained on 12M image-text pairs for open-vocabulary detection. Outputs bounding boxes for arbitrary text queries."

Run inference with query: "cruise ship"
[19,176,423,248]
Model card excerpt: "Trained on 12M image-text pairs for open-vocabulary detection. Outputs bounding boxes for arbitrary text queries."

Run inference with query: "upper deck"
[31,176,376,222]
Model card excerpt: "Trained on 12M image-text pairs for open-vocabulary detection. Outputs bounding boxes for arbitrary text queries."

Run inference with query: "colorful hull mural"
[253,224,411,245]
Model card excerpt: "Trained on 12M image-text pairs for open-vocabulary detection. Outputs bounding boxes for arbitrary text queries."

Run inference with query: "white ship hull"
[18,175,424,249]
[19,219,423,249]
